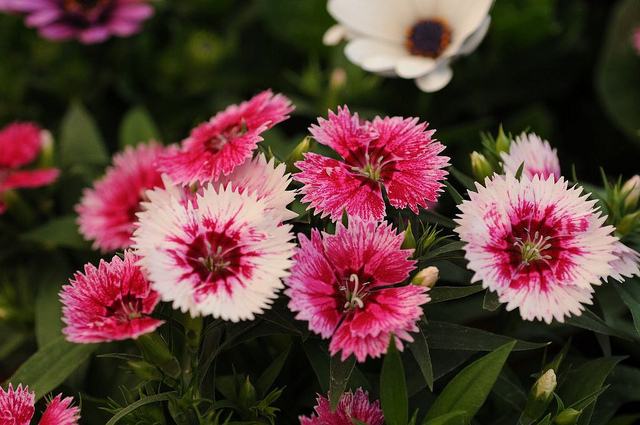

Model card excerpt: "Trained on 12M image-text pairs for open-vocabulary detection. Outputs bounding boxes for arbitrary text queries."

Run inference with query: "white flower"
[609,241,640,282]
[326,0,493,92]
[455,174,618,324]
[133,182,295,321]
[501,133,561,180]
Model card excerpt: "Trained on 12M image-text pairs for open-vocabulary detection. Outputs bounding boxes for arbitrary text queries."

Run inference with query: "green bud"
[238,376,257,409]
[401,221,416,250]
[127,360,163,381]
[471,152,493,181]
[554,408,581,425]
[616,211,640,236]
[38,130,55,168]
[136,333,181,379]
[495,125,511,154]
[286,136,313,174]
[622,175,640,211]
[329,68,347,91]
[412,266,439,288]
[533,369,556,401]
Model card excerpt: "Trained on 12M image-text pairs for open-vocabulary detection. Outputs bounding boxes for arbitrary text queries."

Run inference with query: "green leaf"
[444,181,464,205]
[59,102,108,167]
[21,216,86,250]
[535,414,552,425]
[614,284,640,337]
[256,344,291,397]
[119,106,161,148]
[449,166,476,191]
[420,241,465,260]
[424,341,516,423]
[429,285,485,304]
[106,392,176,425]
[559,357,623,425]
[410,329,434,391]
[565,309,634,341]
[423,321,548,352]
[381,341,408,425]
[303,340,330,392]
[7,336,97,400]
[422,411,467,425]
[482,290,502,311]
[35,259,70,347]
[329,354,355,410]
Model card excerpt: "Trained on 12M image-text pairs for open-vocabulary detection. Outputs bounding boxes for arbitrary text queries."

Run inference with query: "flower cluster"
[0,384,79,425]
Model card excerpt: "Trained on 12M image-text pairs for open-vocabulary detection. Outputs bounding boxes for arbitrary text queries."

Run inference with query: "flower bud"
[401,221,416,250]
[532,369,556,401]
[330,68,347,91]
[136,332,181,379]
[554,408,581,425]
[127,360,162,381]
[471,152,493,181]
[286,136,312,174]
[622,175,640,210]
[412,266,439,288]
[616,211,640,237]
[495,125,511,154]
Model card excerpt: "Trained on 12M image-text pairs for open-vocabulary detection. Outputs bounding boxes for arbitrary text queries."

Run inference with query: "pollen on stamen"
[406,18,452,58]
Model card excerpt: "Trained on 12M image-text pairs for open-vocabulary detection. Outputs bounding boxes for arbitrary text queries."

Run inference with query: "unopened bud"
[127,360,162,381]
[617,211,640,236]
[471,152,493,181]
[39,130,55,168]
[323,24,348,46]
[402,221,416,250]
[286,136,312,174]
[554,408,581,425]
[533,369,556,401]
[238,376,257,409]
[412,266,439,288]
[330,68,347,90]
[622,175,640,210]
[495,125,511,154]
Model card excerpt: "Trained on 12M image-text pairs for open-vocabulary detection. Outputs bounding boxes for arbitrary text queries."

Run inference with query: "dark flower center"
[346,146,397,184]
[105,294,143,322]
[205,120,248,153]
[63,0,108,13]
[185,230,242,285]
[406,19,452,58]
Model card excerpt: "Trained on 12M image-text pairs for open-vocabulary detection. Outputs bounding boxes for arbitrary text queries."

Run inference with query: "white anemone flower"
[326,0,493,92]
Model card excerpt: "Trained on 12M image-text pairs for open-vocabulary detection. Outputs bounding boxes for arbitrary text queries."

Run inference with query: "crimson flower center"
[105,294,143,322]
[406,19,452,58]
[206,120,248,153]
[185,231,241,283]
[506,219,560,273]
[63,0,108,12]
[348,147,396,183]
[340,274,371,311]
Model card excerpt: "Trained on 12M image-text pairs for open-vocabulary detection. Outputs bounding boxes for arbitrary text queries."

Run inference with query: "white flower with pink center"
[455,174,618,323]
[133,183,295,321]
[501,133,561,180]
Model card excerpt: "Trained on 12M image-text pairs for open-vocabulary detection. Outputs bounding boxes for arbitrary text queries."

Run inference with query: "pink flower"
[60,251,163,343]
[158,91,293,185]
[76,142,165,252]
[294,107,449,221]
[0,0,154,44]
[286,218,427,362]
[299,388,384,425]
[455,174,618,323]
[0,122,59,214]
[0,384,79,425]
[633,27,640,55]
[501,133,561,180]
[609,241,640,282]
[134,182,295,321]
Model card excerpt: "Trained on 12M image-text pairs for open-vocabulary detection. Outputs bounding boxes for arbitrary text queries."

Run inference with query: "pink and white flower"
[286,218,427,362]
[455,174,618,323]
[0,122,59,214]
[295,107,449,221]
[133,182,295,321]
[60,251,163,343]
[299,388,384,425]
[158,91,293,185]
[76,142,165,252]
[0,384,79,425]
[501,133,561,180]
[213,153,297,222]
[609,241,640,282]
[0,0,154,44]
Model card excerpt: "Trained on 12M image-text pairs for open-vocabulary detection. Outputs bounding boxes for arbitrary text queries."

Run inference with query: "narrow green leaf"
[535,414,552,425]
[444,182,464,205]
[21,216,86,249]
[106,392,176,425]
[614,284,640,337]
[482,290,502,311]
[514,162,525,180]
[425,341,516,422]
[329,355,355,410]
[423,321,548,352]
[303,340,330,392]
[59,102,108,167]
[7,336,97,399]
[429,285,485,304]
[422,411,467,425]
[449,166,476,191]
[410,329,434,391]
[566,309,634,341]
[381,342,408,425]
[35,260,69,347]
[119,106,161,148]
[421,241,465,260]
[256,344,291,397]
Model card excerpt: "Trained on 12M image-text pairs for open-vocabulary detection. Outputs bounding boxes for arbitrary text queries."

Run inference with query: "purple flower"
[0,0,154,44]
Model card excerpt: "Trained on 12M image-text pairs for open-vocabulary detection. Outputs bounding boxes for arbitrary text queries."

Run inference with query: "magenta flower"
[295,107,449,221]
[0,0,154,44]
[501,133,561,180]
[60,251,163,343]
[0,122,59,214]
[76,142,165,252]
[299,388,384,425]
[0,384,79,425]
[158,91,294,185]
[286,218,428,362]
[455,174,619,324]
